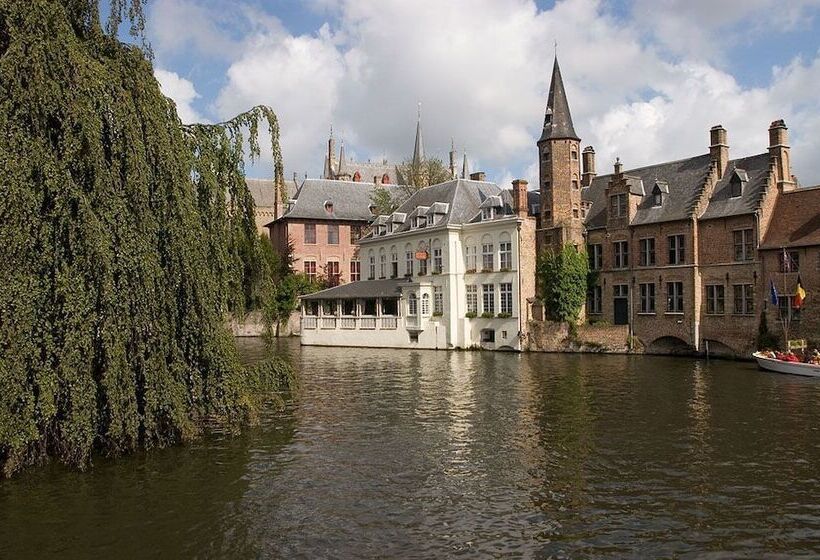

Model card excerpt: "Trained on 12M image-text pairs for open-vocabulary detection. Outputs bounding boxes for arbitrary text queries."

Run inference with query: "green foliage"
[757,311,780,349]
[0,0,287,476]
[369,187,397,216]
[396,156,452,197]
[465,312,477,318]
[496,312,512,319]
[537,244,590,323]
[480,312,494,319]
[262,273,324,338]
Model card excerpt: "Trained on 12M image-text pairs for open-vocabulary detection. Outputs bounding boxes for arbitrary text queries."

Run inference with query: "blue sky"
[133,0,820,186]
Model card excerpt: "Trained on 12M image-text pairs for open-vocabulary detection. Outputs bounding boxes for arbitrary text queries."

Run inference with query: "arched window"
[464,236,477,272]
[390,245,398,278]
[368,249,375,280]
[379,248,386,278]
[421,293,430,316]
[417,241,428,275]
[499,231,512,270]
[408,293,418,316]
[404,243,413,276]
[481,234,494,271]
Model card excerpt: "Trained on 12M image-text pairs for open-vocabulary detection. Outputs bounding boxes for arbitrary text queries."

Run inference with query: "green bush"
[465,312,477,318]
[537,244,589,323]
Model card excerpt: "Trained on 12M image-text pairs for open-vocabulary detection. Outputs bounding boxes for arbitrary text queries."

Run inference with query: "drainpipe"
[517,220,524,351]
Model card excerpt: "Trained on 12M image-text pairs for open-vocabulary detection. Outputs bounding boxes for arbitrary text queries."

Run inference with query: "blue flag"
[770,280,779,306]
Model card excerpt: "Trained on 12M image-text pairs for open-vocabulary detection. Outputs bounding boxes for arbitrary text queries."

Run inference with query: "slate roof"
[539,56,579,142]
[270,179,403,224]
[362,179,513,240]
[760,185,820,249]
[301,278,409,300]
[246,177,298,208]
[700,153,771,220]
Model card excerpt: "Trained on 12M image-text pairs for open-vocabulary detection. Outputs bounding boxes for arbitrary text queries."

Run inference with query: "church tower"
[537,56,583,252]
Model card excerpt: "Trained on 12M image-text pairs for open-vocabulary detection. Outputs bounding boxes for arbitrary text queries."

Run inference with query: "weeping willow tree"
[0,0,290,477]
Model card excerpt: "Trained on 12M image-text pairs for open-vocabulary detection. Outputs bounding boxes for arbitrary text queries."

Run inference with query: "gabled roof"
[700,153,771,220]
[583,154,714,229]
[246,177,298,208]
[270,179,403,224]
[301,278,409,300]
[539,56,579,142]
[760,185,820,249]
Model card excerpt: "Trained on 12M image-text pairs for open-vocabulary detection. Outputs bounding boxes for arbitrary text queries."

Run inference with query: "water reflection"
[2,343,820,558]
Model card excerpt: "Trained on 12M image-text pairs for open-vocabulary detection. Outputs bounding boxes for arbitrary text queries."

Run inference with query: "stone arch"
[701,339,738,358]
[646,336,693,355]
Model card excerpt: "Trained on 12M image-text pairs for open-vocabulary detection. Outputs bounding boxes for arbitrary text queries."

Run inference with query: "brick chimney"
[768,119,795,191]
[614,157,623,176]
[709,125,729,179]
[469,171,486,181]
[581,146,596,186]
[512,179,529,218]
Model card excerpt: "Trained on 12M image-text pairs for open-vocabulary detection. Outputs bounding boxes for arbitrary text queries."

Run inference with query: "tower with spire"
[538,55,584,251]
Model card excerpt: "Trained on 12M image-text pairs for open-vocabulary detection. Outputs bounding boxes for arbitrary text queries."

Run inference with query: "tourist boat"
[753,352,820,378]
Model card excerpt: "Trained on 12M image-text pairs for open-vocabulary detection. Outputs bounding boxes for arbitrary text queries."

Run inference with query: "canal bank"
[2,338,819,558]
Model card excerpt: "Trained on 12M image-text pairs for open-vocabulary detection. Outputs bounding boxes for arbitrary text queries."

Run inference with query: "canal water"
[2,339,820,558]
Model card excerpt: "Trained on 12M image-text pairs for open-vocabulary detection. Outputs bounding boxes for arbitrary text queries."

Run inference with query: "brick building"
[266,178,403,286]
[537,56,819,356]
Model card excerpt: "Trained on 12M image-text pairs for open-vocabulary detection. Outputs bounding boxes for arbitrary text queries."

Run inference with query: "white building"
[300,178,537,350]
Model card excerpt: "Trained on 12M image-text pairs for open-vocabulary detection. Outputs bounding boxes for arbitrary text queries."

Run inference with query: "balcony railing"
[321,317,337,329]
[340,317,356,329]
[380,317,398,329]
[360,317,376,329]
[302,315,317,329]
[305,315,402,331]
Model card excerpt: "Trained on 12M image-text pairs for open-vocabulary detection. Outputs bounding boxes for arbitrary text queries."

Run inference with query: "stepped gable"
[760,185,820,249]
[700,152,771,219]
[582,154,714,229]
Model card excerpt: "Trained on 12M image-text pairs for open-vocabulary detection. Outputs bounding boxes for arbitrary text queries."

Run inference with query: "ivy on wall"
[537,244,590,323]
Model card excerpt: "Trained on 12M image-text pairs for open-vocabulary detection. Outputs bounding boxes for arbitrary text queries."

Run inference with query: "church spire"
[412,102,425,167]
[539,55,579,142]
[461,151,469,179]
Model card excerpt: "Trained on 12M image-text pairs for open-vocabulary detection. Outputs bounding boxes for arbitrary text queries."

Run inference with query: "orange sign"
[415,250,429,260]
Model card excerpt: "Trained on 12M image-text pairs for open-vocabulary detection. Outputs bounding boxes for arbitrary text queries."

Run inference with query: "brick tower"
[537,56,584,252]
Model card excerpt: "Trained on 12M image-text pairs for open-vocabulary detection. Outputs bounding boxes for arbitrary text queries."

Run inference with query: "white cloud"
[161,0,820,186]
[154,69,204,123]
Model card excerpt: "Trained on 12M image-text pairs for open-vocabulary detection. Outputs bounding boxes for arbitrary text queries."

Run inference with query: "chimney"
[512,179,529,218]
[768,119,794,191]
[614,157,623,176]
[469,171,486,181]
[582,146,596,186]
[709,125,729,179]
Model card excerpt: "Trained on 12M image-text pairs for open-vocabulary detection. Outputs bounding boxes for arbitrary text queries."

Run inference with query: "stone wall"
[228,311,301,338]
[527,320,632,353]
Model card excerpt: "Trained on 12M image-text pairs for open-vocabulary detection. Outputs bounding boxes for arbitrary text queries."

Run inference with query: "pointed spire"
[462,151,469,179]
[539,55,579,142]
[412,102,425,167]
[449,137,457,178]
[338,139,346,175]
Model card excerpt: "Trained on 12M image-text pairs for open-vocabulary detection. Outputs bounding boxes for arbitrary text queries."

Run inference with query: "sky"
[142,0,820,188]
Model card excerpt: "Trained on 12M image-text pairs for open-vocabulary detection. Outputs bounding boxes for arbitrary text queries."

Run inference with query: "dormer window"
[651,180,668,207]
[653,191,662,206]
[324,200,334,214]
[729,169,748,198]
[482,207,493,220]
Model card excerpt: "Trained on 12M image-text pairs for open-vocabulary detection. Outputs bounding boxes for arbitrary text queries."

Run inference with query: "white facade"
[300,180,536,351]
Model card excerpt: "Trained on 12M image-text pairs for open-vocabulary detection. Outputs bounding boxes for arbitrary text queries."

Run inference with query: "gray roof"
[301,278,409,300]
[583,154,714,228]
[363,179,514,239]
[246,177,298,208]
[700,153,771,220]
[272,179,403,223]
[539,56,579,142]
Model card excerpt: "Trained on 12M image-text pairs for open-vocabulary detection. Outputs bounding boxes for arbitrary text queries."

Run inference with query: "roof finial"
[554,39,558,58]
[417,101,421,120]
[329,123,333,138]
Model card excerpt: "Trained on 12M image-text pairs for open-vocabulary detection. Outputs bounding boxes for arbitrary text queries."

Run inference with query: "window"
[350,260,360,282]
[588,285,602,314]
[572,207,579,218]
[639,238,656,267]
[327,224,339,245]
[733,284,754,315]
[588,244,602,270]
[614,284,629,297]
[433,286,443,315]
[304,260,317,282]
[418,254,428,275]
[342,299,356,316]
[668,234,685,265]
[465,243,477,272]
[405,247,414,276]
[778,296,801,322]
[614,240,629,269]
[572,180,579,191]
[421,293,430,316]
[304,223,316,244]
[433,244,443,274]
[706,284,725,315]
[482,284,495,314]
[368,252,375,280]
[481,207,493,221]
[732,229,754,261]
[542,150,551,161]
[390,248,398,278]
[666,282,683,313]
[322,300,336,316]
[730,174,744,198]
[379,249,386,278]
[499,236,512,270]
[482,242,494,271]
[652,190,662,207]
[639,283,656,314]
[480,329,495,343]
[500,283,513,315]
[543,181,551,191]
[326,261,340,286]
[610,193,627,218]
[382,298,398,316]
[350,225,362,244]
[571,150,578,160]
[466,285,478,314]
[780,250,800,272]
[363,298,377,316]
[408,293,418,316]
